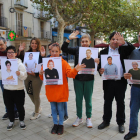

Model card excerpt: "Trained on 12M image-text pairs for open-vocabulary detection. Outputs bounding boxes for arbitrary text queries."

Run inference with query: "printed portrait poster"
[1,59,18,85]
[124,59,140,84]
[43,57,63,85]
[101,54,121,80]
[0,56,7,69]
[23,52,39,73]
[78,47,98,75]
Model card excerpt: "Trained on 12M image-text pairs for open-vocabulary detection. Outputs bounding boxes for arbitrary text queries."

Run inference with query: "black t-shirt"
[81,58,95,68]
[45,68,59,79]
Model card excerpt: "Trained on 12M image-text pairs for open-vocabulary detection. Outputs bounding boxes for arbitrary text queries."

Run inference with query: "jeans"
[64,102,68,117]
[0,80,17,113]
[129,85,140,133]
[50,102,64,125]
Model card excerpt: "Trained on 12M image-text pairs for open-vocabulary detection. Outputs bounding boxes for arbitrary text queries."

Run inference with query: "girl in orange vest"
[39,43,85,135]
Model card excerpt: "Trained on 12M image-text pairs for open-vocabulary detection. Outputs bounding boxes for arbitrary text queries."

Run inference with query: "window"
[16,12,23,36]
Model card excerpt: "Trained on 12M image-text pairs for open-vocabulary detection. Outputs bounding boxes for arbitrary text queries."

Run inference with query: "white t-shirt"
[25,59,37,72]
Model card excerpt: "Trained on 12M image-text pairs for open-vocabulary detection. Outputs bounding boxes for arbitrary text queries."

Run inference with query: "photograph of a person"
[78,47,98,74]
[101,54,120,80]
[24,52,39,73]
[45,59,59,79]
[43,57,63,85]
[1,59,18,85]
[124,60,140,84]
[104,56,118,76]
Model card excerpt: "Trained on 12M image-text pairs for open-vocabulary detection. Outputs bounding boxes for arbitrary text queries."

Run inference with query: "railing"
[12,25,32,38]
[0,17,8,28]
[38,30,51,40]
[14,0,28,9]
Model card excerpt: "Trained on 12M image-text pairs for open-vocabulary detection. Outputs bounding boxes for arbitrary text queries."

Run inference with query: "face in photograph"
[132,62,138,70]
[6,61,11,70]
[81,37,91,47]
[29,53,33,60]
[107,57,112,65]
[48,61,54,70]
[86,49,92,59]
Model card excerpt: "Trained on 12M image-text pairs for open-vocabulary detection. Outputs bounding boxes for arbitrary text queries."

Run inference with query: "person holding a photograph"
[25,53,37,73]
[18,37,46,120]
[5,60,15,80]
[61,31,99,128]
[0,37,23,120]
[81,49,95,69]
[98,32,135,133]
[39,43,86,135]
[1,46,27,131]
[104,56,118,76]
[123,32,140,140]
[45,59,59,79]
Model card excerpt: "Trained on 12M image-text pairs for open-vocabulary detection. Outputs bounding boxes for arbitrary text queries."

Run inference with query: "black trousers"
[103,78,127,125]
[3,89,25,122]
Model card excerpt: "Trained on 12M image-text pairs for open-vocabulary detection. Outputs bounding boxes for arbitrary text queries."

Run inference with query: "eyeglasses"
[7,52,15,54]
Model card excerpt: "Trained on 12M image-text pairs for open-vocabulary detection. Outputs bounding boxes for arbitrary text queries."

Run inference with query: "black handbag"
[27,81,33,95]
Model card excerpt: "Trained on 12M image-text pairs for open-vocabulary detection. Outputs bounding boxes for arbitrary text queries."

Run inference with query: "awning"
[52,31,81,38]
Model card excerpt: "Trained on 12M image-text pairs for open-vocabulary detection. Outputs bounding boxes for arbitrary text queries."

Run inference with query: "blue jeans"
[129,85,140,133]
[50,102,64,125]
[0,80,17,112]
[64,102,68,117]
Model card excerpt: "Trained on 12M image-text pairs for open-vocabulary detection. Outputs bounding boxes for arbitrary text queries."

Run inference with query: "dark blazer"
[98,42,135,90]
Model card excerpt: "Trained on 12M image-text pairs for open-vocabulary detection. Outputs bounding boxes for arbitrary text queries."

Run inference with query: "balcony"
[14,0,28,10]
[38,30,51,40]
[0,17,8,28]
[12,25,32,38]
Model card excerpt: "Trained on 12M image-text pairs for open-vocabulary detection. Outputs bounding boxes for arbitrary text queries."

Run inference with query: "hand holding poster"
[101,54,121,80]
[23,52,39,73]
[43,57,63,85]
[124,60,140,84]
[78,47,98,75]
[1,59,18,85]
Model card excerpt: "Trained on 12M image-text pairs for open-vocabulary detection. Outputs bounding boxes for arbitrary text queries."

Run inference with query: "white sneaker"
[30,113,41,120]
[48,114,52,118]
[72,117,83,127]
[86,118,93,128]
[31,107,42,116]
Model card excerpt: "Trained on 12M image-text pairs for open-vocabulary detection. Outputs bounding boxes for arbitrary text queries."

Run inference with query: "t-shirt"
[45,68,59,79]
[104,63,118,75]
[128,69,140,80]
[25,59,37,72]
[81,58,95,68]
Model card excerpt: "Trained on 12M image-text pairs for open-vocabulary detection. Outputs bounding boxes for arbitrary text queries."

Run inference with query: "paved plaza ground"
[0,69,140,140]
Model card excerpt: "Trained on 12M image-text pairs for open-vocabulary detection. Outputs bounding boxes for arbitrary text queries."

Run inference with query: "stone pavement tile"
[4,129,18,137]
[91,137,102,140]
[31,126,44,133]
[97,132,112,140]
[69,129,86,137]
[9,133,25,140]
[15,129,34,137]
[26,134,47,140]
[61,132,77,140]
[2,139,12,140]
[74,137,85,140]
[78,132,95,140]
[87,128,104,137]
[0,131,9,140]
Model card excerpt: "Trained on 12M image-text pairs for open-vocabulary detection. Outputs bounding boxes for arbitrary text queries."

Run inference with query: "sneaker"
[72,117,83,127]
[14,112,19,120]
[86,118,93,128]
[19,121,26,130]
[30,113,41,120]
[31,112,35,116]
[32,107,42,116]
[57,125,64,135]
[51,124,58,134]
[2,113,8,120]
[48,114,52,118]
[7,122,14,131]
[64,116,68,123]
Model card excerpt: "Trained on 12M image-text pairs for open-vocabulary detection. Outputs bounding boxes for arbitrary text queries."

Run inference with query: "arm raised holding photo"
[124,73,132,80]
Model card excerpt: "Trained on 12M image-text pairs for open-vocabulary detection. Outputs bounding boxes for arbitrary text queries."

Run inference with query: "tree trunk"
[89,31,95,47]
[57,22,65,47]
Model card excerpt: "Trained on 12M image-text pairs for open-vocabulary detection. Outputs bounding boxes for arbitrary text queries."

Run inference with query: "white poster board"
[78,47,98,75]
[0,56,7,69]
[1,59,18,85]
[124,59,140,84]
[43,57,63,85]
[23,52,39,73]
[101,54,121,80]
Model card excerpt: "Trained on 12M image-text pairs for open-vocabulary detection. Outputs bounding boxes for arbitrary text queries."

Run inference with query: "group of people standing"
[0,30,139,139]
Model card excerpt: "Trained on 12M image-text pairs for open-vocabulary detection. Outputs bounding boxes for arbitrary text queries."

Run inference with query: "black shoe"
[15,112,19,120]
[57,125,64,135]
[124,132,137,140]
[2,113,8,120]
[98,121,110,129]
[51,124,58,134]
[7,122,14,131]
[64,116,68,123]
[119,125,125,133]
[19,121,26,130]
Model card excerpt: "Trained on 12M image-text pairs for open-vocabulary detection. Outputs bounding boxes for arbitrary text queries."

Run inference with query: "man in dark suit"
[98,32,135,133]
